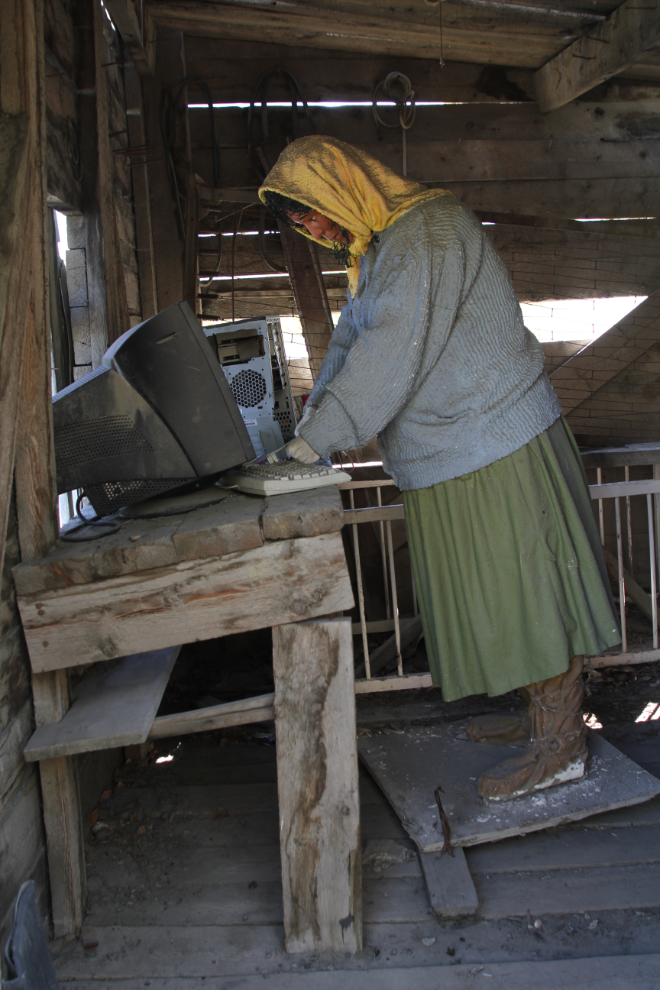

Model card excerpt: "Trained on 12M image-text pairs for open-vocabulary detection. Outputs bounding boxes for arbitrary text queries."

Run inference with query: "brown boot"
[468,689,531,745]
[477,656,588,802]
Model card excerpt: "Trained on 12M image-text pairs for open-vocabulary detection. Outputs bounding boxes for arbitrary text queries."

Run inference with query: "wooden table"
[12,486,361,953]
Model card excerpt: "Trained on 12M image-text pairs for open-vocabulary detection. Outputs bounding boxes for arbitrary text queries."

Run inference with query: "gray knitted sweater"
[299,196,561,491]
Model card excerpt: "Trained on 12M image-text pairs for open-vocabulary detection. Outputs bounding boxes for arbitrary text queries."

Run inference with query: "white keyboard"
[224,461,352,496]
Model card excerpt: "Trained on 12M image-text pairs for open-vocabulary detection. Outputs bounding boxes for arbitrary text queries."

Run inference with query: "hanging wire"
[372,72,416,176]
[423,0,445,65]
[247,68,316,182]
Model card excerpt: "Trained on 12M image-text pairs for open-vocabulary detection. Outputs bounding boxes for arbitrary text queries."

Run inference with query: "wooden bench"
[13,486,361,954]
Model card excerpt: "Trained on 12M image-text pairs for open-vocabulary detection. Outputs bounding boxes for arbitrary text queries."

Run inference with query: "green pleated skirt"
[403,418,621,702]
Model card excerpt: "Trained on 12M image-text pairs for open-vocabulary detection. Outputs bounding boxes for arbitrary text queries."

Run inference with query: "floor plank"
[54,953,660,989]
[476,862,660,918]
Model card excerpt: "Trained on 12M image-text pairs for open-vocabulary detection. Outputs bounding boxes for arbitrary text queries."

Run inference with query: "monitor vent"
[84,479,189,517]
[57,415,154,468]
[230,369,267,408]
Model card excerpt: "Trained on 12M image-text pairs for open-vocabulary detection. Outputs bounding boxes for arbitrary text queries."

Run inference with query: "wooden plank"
[103,0,155,75]
[272,617,362,954]
[475,862,660,919]
[149,693,275,739]
[356,673,433,693]
[550,292,660,414]
[590,478,660,500]
[93,0,130,346]
[591,648,660,668]
[358,722,660,852]
[17,532,354,672]
[261,486,344,542]
[141,30,188,310]
[148,0,600,68]
[535,0,660,112]
[467,823,660,875]
[39,954,660,989]
[343,504,405,526]
[171,494,263,562]
[419,847,479,919]
[12,489,349,595]
[23,647,180,761]
[582,443,660,468]
[184,43,541,104]
[355,616,423,680]
[123,63,158,320]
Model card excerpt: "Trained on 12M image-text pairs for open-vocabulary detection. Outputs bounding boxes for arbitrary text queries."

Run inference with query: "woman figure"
[260,135,619,802]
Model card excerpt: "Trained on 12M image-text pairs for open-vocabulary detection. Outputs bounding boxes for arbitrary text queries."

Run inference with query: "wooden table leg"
[272,617,362,954]
[32,670,86,937]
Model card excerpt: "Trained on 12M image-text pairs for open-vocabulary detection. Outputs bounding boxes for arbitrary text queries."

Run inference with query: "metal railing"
[340,471,660,694]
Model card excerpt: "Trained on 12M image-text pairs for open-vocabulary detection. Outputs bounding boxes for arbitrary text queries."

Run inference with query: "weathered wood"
[141,30,188,310]
[420,847,479,919]
[13,490,350,595]
[272,617,362,954]
[124,63,158,320]
[358,723,660,852]
[24,647,180,761]
[355,673,433,693]
[475,863,660,920]
[535,0,660,112]
[591,647,660,668]
[279,226,335,381]
[103,0,155,76]
[261,486,344,542]
[147,0,605,68]
[582,443,660,468]
[17,532,354,672]
[93,0,130,346]
[171,494,263,562]
[550,292,660,415]
[184,40,540,104]
[149,696,275,739]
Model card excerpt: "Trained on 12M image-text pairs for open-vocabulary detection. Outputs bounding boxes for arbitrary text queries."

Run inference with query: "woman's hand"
[286,435,319,464]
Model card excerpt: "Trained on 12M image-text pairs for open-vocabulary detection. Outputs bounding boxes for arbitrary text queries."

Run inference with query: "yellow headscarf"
[259,136,453,297]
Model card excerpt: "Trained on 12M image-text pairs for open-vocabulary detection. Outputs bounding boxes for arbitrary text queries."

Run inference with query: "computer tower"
[204,317,297,458]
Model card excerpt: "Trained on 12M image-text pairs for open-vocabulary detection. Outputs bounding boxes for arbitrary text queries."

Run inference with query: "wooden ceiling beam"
[146,0,597,68]
[535,0,660,111]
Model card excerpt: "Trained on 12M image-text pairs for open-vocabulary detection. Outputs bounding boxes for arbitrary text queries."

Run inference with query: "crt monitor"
[52,302,255,517]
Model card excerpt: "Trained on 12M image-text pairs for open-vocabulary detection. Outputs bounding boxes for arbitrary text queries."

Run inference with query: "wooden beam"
[93,0,130,346]
[141,29,190,310]
[279,226,334,381]
[550,291,660,414]
[124,62,158,319]
[147,0,601,69]
[535,0,660,112]
[273,617,362,954]
[16,532,354,672]
[1,0,86,938]
[103,0,155,76]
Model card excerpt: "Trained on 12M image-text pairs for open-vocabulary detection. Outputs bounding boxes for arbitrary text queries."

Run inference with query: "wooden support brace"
[279,226,334,381]
[272,617,362,954]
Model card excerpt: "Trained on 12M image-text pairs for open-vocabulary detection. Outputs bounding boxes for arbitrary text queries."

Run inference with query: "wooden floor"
[51,711,660,988]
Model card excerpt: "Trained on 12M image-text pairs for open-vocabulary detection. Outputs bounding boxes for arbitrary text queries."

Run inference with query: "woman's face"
[290,210,353,246]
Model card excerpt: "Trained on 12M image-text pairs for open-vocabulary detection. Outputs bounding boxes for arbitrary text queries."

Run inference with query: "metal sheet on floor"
[358,722,660,850]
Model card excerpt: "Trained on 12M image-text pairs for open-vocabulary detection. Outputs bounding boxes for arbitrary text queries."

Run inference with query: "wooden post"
[0,0,86,937]
[272,617,362,954]
[142,29,191,311]
[93,0,130,345]
[279,226,334,381]
[124,62,158,320]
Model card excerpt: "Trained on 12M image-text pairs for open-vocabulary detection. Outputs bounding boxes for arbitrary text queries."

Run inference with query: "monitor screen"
[52,302,255,517]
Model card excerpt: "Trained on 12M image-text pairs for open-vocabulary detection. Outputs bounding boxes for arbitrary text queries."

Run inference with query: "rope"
[372,72,416,176]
